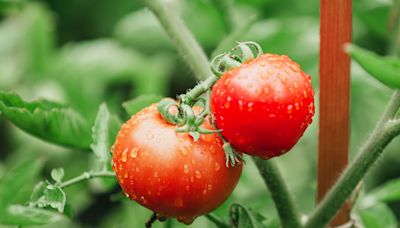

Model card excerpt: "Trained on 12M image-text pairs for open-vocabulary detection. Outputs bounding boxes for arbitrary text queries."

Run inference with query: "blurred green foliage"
[0,0,399,227]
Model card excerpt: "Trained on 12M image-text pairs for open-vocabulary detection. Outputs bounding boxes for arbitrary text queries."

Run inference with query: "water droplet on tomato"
[208,184,213,190]
[195,171,202,178]
[295,102,300,110]
[121,148,128,162]
[238,100,244,110]
[202,189,207,195]
[248,102,254,111]
[147,134,154,140]
[287,105,293,114]
[174,198,184,207]
[269,114,277,118]
[180,147,188,156]
[303,90,308,98]
[130,148,138,158]
[215,162,221,171]
[183,165,189,174]
[123,192,130,198]
[140,196,147,204]
[154,172,158,178]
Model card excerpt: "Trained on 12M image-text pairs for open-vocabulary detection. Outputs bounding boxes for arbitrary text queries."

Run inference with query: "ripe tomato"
[112,103,242,224]
[211,54,315,159]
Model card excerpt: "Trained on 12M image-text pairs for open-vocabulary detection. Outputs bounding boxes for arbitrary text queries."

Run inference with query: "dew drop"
[215,162,221,171]
[224,101,230,108]
[263,87,270,94]
[180,147,188,156]
[303,90,308,98]
[123,171,128,178]
[195,171,202,178]
[202,190,207,195]
[130,148,138,158]
[208,184,213,190]
[121,148,128,162]
[295,102,300,110]
[191,159,197,165]
[248,102,254,111]
[123,192,130,198]
[174,198,184,207]
[147,133,154,140]
[238,100,244,110]
[154,172,158,178]
[287,105,293,114]
[183,165,189,174]
[269,114,277,118]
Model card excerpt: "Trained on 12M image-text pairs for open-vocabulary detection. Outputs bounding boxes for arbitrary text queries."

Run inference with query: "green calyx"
[157,41,264,167]
[211,41,263,77]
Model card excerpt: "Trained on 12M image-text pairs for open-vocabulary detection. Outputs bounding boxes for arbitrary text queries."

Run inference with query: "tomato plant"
[1,0,400,228]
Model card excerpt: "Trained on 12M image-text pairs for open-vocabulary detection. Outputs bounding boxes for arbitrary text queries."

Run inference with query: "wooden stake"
[318,0,352,225]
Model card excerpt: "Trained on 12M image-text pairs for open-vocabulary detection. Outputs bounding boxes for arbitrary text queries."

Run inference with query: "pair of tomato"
[112,54,315,224]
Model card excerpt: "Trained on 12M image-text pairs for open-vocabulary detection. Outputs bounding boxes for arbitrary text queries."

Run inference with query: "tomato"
[112,103,242,224]
[210,54,315,159]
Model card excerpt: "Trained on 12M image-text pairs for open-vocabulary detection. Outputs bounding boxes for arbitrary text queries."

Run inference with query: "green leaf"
[1,204,63,226]
[0,91,92,149]
[0,158,43,210]
[29,182,66,213]
[347,44,400,88]
[122,95,163,116]
[364,178,400,204]
[51,168,64,183]
[358,203,397,228]
[90,103,111,169]
[229,203,266,228]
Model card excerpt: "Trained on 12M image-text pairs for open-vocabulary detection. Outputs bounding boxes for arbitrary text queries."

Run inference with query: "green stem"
[252,158,302,228]
[59,171,115,189]
[183,75,218,105]
[141,0,212,81]
[305,92,400,228]
[205,214,230,228]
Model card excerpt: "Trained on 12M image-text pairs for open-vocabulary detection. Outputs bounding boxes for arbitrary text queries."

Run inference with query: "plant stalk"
[141,0,212,81]
[59,171,115,189]
[305,92,400,228]
[253,158,302,228]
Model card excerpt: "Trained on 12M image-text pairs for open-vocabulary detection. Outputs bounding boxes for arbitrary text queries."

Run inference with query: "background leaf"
[0,91,92,149]
[90,103,111,169]
[357,203,397,228]
[229,203,266,228]
[347,44,400,88]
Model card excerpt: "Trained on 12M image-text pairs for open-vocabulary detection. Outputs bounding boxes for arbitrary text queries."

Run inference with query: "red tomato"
[211,54,315,159]
[112,103,242,224]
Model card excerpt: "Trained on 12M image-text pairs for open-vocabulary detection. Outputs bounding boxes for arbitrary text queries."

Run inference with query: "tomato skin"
[210,54,315,159]
[112,103,242,224]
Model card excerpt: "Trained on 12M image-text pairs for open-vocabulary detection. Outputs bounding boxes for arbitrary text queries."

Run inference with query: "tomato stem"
[141,0,212,81]
[58,171,115,189]
[253,158,302,228]
[305,91,400,228]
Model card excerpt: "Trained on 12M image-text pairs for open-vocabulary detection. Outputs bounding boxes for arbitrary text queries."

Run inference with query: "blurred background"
[0,0,399,227]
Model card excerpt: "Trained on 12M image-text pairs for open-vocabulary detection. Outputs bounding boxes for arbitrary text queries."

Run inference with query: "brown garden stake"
[318,0,352,226]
